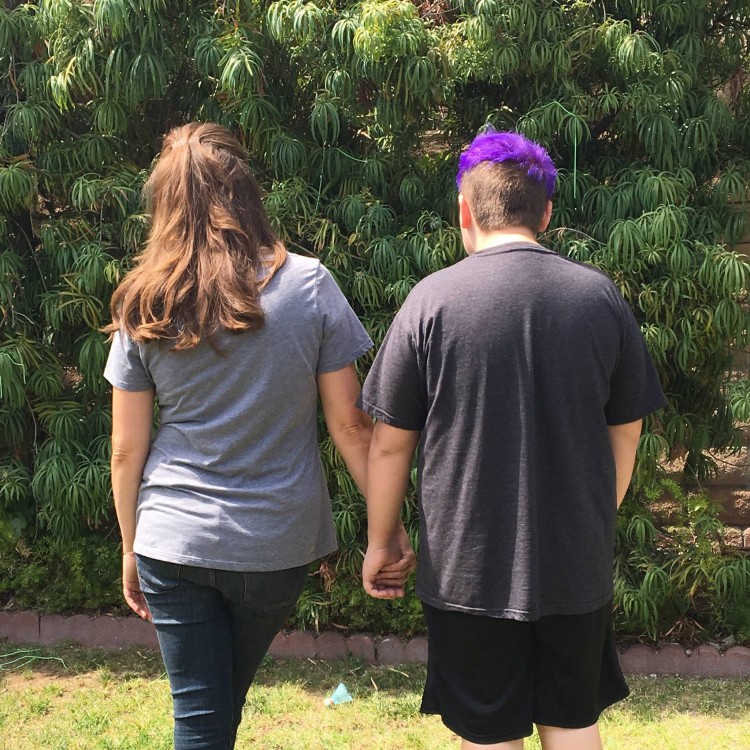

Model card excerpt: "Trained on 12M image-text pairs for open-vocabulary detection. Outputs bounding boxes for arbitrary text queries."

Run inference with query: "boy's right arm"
[607,419,642,507]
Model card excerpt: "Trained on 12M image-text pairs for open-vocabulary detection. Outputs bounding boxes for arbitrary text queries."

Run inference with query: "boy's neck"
[471,227,541,254]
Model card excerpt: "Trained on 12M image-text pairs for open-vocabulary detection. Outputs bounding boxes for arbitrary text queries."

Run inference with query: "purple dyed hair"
[456,130,557,199]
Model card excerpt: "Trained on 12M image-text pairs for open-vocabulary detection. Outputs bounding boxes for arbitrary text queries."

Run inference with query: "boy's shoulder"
[406,256,472,301]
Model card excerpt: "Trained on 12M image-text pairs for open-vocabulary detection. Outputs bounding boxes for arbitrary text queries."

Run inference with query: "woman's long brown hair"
[104,122,286,350]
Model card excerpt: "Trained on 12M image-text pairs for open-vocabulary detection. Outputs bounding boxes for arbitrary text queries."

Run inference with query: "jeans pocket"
[136,555,181,595]
[242,565,308,614]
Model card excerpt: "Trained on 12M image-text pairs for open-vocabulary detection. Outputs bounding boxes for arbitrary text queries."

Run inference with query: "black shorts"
[420,601,629,745]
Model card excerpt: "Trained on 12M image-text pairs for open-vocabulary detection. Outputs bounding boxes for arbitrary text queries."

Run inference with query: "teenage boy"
[359,130,666,750]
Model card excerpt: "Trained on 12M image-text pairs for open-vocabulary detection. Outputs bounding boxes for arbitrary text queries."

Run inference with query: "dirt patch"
[1,669,102,691]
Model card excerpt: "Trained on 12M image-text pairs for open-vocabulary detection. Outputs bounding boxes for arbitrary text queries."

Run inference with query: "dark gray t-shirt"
[360,242,666,620]
[104,253,372,571]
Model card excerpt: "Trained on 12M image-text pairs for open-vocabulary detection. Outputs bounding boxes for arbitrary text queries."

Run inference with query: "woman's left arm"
[317,364,373,494]
[318,365,416,586]
[111,386,154,620]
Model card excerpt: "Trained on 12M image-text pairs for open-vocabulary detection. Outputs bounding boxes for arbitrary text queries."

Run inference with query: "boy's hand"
[363,527,416,599]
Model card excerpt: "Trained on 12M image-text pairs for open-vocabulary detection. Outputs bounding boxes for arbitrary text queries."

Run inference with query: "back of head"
[106,122,285,349]
[456,130,557,233]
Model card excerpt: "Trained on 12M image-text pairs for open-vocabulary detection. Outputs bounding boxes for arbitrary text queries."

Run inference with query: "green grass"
[1,643,749,749]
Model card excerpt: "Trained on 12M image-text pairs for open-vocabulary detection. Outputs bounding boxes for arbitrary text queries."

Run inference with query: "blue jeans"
[136,555,308,750]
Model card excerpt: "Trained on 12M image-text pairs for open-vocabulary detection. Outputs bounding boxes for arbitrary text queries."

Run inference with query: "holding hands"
[363,523,417,599]
[361,421,421,600]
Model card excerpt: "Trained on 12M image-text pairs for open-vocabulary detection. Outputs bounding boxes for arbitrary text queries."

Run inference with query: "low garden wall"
[2,611,749,677]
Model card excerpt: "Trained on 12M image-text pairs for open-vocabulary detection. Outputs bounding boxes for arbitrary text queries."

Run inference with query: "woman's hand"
[122,553,151,621]
[363,525,417,599]
[372,523,416,587]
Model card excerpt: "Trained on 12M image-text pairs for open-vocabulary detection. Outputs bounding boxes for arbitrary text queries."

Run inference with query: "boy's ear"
[538,200,553,233]
[458,193,474,230]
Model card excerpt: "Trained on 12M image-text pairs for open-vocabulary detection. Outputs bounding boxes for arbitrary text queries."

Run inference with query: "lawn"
[1,643,749,749]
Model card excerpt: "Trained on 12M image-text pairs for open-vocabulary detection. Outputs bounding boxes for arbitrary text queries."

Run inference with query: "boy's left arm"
[363,421,420,599]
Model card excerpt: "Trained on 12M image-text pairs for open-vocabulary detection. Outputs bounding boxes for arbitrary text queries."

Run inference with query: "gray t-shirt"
[104,252,372,571]
[360,242,666,620]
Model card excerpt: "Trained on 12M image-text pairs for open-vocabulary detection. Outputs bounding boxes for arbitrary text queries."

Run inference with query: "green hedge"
[1,0,750,640]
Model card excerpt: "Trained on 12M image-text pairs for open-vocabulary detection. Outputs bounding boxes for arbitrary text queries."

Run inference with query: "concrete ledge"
[618,642,750,677]
[0,612,40,644]
[39,614,159,650]
[2,612,749,676]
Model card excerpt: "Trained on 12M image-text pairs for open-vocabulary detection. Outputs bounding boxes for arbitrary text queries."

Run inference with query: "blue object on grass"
[324,682,353,706]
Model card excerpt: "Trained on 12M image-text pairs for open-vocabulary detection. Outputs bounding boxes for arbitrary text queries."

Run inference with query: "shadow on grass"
[256,655,426,693]
[0,641,165,680]
[2,642,750,723]
[618,676,750,722]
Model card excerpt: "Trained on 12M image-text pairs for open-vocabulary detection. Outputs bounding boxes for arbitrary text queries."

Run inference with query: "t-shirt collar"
[469,241,553,258]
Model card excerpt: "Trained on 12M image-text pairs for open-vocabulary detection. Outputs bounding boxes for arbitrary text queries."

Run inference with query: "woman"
[103,122,412,749]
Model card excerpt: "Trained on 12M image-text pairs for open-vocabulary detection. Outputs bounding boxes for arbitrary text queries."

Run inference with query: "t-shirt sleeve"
[605,295,667,425]
[103,330,155,391]
[316,263,373,373]
[358,302,427,431]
